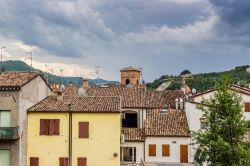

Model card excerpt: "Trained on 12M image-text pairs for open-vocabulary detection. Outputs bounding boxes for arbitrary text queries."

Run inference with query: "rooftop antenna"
[95,65,100,85]
[26,52,32,72]
[44,65,48,83]
[139,67,143,84]
[1,46,5,70]
[60,69,64,85]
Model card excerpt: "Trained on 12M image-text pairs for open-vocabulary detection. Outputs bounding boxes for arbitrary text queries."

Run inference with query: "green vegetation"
[0,60,119,86]
[193,76,250,165]
[146,65,250,92]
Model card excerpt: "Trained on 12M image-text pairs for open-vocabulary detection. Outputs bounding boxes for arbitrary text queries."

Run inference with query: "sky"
[0,0,250,82]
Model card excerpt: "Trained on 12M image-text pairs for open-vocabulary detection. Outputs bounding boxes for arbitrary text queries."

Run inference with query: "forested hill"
[0,60,119,86]
[146,65,250,92]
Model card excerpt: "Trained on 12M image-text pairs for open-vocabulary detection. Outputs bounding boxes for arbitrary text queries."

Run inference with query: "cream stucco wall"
[145,137,193,163]
[20,76,51,166]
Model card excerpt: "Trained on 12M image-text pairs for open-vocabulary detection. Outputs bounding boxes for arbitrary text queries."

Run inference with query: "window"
[40,119,60,135]
[200,118,207,130]
[30,157,39,166]
[122,112,138,128]
[245,102,250,112]
[247,121,250,129]
[0,111,11,127]
[59,157,68,166]
[79,122,89,138]
[148,144,156,156]
[120,147,136,162]
[162,144,170,156]
[78,157,87,166]
[0,150,10,166]
[125,79,130,85]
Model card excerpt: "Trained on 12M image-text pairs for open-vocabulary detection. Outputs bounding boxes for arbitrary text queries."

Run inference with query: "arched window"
[125,79,130,85]
[136,79,139,85]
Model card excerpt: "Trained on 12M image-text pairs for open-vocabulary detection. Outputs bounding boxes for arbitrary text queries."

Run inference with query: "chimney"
[175,98,179,110]
[179,98,184,110]
[0,67,5,72]
[83,78,89,88]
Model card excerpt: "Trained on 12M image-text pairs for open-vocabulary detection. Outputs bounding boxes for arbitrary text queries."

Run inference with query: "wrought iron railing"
[0,127,19,140]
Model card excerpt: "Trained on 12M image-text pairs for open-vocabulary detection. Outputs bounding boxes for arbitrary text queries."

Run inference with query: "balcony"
[0,127,19,140]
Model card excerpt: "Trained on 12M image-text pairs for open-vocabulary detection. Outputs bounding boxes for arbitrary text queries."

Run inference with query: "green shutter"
[0,150,10,166]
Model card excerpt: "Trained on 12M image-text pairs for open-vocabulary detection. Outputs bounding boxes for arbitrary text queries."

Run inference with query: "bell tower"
[120,66,141,86]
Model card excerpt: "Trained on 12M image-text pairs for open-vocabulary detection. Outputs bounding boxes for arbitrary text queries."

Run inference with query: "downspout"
[143,108,146,162]
[67,103,72,166]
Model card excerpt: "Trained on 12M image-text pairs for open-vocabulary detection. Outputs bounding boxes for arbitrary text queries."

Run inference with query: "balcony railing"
[0,127,19,140]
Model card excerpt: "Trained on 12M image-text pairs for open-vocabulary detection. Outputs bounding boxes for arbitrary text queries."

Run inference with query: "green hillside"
[146,65,250,92]
[0,60,119,86]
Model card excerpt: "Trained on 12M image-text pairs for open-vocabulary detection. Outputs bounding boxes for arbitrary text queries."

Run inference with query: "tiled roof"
[86,85,184,108]
[231,85,250,96]
[145,109,189,137]
[122,128,145,142]
[87,86,146,108]
[63,85,79,98]
[28,95,121,113]
[0,72,40,88]
[120,66,141,72]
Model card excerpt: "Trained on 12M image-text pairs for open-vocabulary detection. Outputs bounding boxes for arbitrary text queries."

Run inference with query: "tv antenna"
[26,52,32,71]
[1,46,5,70]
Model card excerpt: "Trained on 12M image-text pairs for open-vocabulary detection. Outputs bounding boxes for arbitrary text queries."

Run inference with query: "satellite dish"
[60,85,65,91]
[78,87,87,96]
[192,88,197,94]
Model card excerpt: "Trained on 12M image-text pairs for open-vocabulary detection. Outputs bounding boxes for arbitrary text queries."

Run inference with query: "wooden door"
[180,145,188,163]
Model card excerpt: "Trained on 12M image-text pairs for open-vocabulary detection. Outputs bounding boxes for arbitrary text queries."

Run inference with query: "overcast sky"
[0,0,250,82]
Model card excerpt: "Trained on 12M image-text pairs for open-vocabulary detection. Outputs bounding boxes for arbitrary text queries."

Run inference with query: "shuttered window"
[162,144,170,156]
[40,119,60,135]
[30,157,39,166]
[59,157,69,166]
[79,122,89,138]
[148,144,156,156]
[245,102,250,112]
[78,157,87,166]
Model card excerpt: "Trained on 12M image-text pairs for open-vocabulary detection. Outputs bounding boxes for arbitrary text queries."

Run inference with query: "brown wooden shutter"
[79,122,89,138]
[245,102,250,112]
[40,119,45,135]
[30,157,39,166]
[44,119,50,135]
[54,119,60,135]
[59,158,68,166]
[49,120,54,135]
[162,144,170,156]
[149,144,156,156]
[78,157,87,166]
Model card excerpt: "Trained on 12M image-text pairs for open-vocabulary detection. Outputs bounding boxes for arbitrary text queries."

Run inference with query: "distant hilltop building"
[120,66,141,86]
[247,67,250,73]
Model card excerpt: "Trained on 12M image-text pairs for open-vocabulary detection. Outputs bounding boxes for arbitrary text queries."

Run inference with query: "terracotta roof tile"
[86,85,184,108]
[145,109,189,137]
[120,66,141,72]
[63,85,79,98]
[122,128,145,142]
[0,72,39,87]
[28,95,121,113]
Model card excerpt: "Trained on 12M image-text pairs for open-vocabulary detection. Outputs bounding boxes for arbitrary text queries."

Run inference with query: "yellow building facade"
[27,96,121,166]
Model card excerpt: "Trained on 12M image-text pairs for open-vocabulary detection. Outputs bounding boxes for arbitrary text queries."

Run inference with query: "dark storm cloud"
[209,0,250,37]
[209,0,250,25]
[0,0,115,57]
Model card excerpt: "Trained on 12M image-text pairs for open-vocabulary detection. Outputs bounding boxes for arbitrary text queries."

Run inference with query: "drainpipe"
[67,102,72,166]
